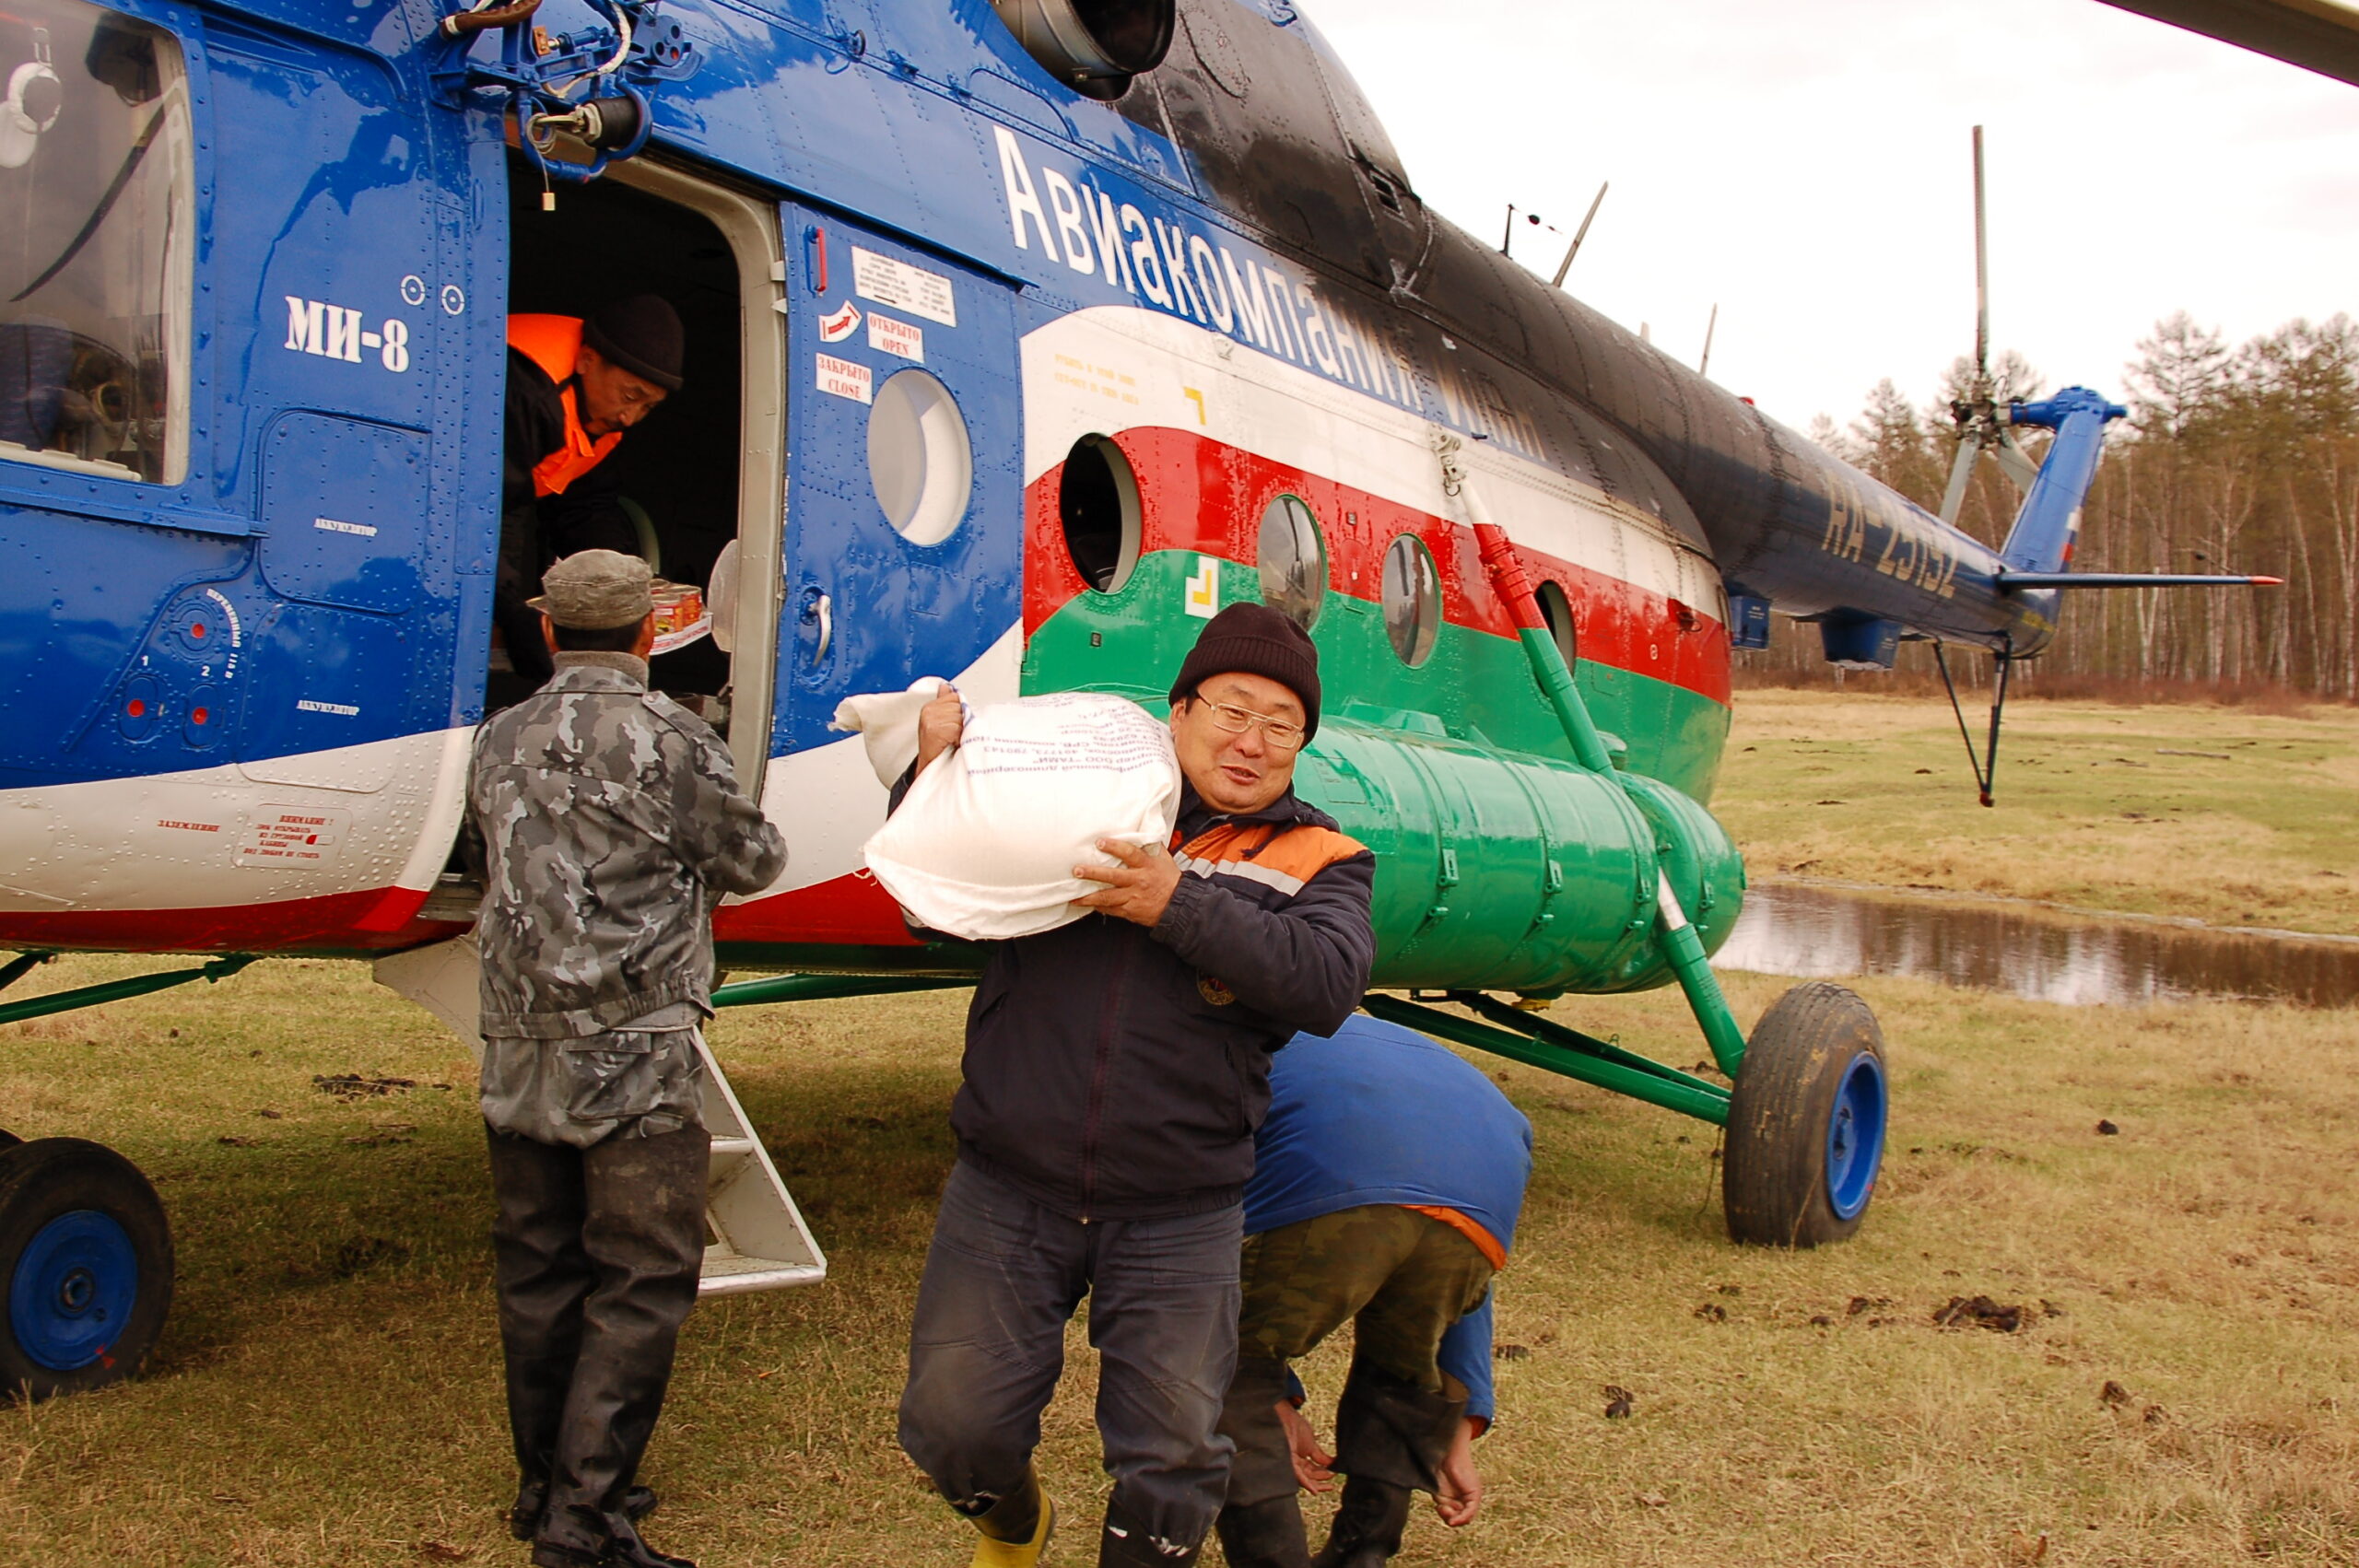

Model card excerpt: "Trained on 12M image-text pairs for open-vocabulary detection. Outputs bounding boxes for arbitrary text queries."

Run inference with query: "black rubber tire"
[1722,982,1887,1247]
[0,1138,174,1399]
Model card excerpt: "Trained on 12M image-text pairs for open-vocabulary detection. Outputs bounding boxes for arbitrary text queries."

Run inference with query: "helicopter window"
[1256,493,1325,629]
[0,1,191,486]
[1060,432,1140,591]
[868,369,972,547]
[1381,532,1440,668]
[1535,579,1579,669]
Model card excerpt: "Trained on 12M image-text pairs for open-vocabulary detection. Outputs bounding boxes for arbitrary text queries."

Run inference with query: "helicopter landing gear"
[1722,983,1889,1247]
[0,1136,174,1399]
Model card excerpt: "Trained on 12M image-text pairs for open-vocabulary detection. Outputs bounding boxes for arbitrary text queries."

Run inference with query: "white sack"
[831,676,955,788]
[860,692,1181,942]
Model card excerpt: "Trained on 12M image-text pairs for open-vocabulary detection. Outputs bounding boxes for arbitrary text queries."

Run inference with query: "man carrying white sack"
[893,603,1378,1568]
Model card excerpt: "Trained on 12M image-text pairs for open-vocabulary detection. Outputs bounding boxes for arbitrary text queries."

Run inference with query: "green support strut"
[1448,434,1749,1078]
[0,952,258,1028]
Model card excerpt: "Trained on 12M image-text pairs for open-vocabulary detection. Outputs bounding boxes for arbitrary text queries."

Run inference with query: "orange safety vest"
[508,314,623,497]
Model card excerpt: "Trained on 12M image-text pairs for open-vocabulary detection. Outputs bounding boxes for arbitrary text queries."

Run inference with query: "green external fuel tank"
[1292,711,1745,998]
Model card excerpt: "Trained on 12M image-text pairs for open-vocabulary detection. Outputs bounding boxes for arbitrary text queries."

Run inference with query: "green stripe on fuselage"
[1021,549,1731,802]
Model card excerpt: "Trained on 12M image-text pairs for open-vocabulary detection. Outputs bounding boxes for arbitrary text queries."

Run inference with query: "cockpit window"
[0,1,193,485]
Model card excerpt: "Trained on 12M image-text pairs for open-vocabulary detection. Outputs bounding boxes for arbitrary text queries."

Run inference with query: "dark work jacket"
[942,781,1378,1222]
[500,347,628,579]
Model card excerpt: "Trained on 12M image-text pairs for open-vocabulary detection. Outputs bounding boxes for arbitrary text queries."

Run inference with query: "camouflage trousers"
[1236,1205,1493,1390]
[1219,1206,1492,1510]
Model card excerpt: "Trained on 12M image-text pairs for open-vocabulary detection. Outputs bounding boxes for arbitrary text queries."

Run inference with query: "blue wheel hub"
[1825,1051,1887,1222]
[10,1211,139,1372]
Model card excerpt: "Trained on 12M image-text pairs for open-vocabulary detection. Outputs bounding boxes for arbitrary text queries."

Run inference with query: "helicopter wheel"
[0,1138,174,1399]
[1722,983,1888,1247]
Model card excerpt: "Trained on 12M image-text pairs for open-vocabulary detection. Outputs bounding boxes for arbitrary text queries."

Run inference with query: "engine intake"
[989,0,1172,100]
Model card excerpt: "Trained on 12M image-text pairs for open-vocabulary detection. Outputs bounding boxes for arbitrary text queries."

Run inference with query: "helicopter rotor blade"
[1937,430,1980,527]
[1972,123,1989,386]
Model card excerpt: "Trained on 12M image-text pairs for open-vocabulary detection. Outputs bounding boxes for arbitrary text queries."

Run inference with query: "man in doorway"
[470,549,786,1568]
[496,296,684,688]
[1212,1012,1532,1568]
[895,603,1379,1568]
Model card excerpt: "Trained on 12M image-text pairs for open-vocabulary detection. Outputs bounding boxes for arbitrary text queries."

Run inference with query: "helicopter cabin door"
[768,206,1024,892]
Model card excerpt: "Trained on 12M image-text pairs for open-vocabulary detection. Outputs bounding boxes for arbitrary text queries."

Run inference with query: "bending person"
[1215,1012,1533,1568]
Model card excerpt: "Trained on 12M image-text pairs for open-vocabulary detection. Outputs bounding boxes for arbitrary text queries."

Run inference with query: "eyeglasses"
[1197,698,1306,751]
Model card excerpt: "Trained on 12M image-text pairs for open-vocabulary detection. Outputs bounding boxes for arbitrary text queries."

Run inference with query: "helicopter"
[0,0,2287,1399]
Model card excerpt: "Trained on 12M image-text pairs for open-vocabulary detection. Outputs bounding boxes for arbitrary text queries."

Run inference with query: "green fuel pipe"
[1448,439,1750,1077]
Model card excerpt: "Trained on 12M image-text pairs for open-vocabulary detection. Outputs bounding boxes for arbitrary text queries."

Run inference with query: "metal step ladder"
[373,934,826,1294]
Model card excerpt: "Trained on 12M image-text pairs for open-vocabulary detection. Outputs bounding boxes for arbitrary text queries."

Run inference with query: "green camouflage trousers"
[1236,1204,1494,1393]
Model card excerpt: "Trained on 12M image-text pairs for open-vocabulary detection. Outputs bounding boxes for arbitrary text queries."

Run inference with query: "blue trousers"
[898,1160,1244,1555]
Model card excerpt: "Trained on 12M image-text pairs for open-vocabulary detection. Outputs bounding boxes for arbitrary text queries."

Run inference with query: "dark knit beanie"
[1168,602,1321,738]
[582,295,685,392]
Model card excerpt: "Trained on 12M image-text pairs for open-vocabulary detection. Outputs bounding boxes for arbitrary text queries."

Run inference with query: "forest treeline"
[1745,311,2358,700]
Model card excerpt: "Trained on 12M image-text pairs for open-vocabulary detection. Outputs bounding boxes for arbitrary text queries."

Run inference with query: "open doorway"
[493,154,783,784]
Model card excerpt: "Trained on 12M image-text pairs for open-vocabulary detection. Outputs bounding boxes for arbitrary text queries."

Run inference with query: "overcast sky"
[1310,0,2359,434]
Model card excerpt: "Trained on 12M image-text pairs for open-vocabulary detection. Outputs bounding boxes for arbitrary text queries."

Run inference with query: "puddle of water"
[1718,883,2359,1009]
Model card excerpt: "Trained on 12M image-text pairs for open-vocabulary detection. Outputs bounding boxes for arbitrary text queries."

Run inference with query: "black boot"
[1099,1499,1202,1567]
[1213,1355,1311,1568]
[1309,1476,1413,1568]
[510,1478,657,1542]
[1330,1362,1467,1493]
[1216,1494,1311,1568]
[532,1127,710,1568]
[600,1511,697,1568]
[1310,1362,1471,1567]
[487,1129,593,1546]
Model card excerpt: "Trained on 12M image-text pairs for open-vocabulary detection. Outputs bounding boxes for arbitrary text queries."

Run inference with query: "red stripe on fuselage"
[0,888,467,955]
[715,873,921,948]
[0,873,921,959]
[1023,426,1731,705]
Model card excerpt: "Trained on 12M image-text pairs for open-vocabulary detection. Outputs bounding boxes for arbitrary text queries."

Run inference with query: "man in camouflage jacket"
[468,549,787,1568]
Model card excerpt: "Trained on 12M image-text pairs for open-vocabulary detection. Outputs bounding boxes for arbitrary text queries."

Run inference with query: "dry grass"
[0,954,2354,1565]
[1714,689,2359,937]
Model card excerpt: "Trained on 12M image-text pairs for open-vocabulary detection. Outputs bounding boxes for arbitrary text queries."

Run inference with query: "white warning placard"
[238,804,346,870]
[867,311,924,362]
[816,352,873,404]
[851,246,957,326]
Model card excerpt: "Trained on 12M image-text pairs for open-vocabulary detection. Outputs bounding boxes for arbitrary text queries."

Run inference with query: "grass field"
[3,692,2354,1566]
[2,942,2355,1567]
[1715,690,2359,937]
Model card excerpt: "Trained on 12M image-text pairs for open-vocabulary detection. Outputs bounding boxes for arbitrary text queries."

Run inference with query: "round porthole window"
[1060,433,1142,591]
[1256,494,1326,629]
[868,369,973,546]
[1535,579,1578,670]
[1381,533,1440,667]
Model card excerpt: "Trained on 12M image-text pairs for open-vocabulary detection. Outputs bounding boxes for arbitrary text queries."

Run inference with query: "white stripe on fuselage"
[1019,306,1719,616]
[0,728,471,914]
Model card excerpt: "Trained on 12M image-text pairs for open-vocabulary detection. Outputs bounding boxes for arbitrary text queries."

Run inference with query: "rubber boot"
[1329,1362,1467,1493]
[510,1478,656,1543]
[487,1128,592,1546]
[1311,1362,1470,1567]
[1213,1356,1310,1568]
[601,1511,697,1568]
[532,1126,710,1568]
[965,1467,1055,1568]
[1215,1495,1311,1568]
[1307,1477,1413,1568]
[1099,1498,1203,1567]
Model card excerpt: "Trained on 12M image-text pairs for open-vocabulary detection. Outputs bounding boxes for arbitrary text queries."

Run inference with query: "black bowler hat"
[1168,602,1322,739]
[583,295,685,392]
